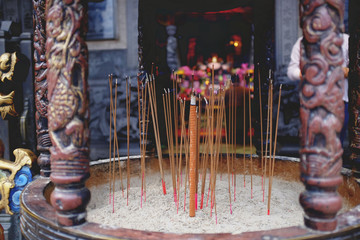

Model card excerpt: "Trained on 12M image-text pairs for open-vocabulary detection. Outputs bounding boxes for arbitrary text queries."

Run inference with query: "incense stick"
[111,78,117,212]
[249,87,253,199]
[200,98,210,209]
[267,80,273,215]
[243,86,246,188]
[108,74,113,205]
[257,64,264,197]
[137,77,146,207]
[268,84,282,215]
[126,77,130,205]
[263,85,271,202]
[167,89,177,203]
[177,99,186,210]
[113,79,124,200]
[223,94,232,214]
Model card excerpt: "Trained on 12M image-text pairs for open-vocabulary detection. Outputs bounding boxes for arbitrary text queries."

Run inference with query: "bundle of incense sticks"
[137,75,150,207]
[162,88,177,203]
[267,82,282,215]
[255,69,283,215]
[108,75,124,213]
[105,64,284,220]
[146,74,166,195]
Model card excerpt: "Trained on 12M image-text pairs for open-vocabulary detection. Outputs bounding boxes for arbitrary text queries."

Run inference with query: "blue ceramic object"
[9,166,32,213]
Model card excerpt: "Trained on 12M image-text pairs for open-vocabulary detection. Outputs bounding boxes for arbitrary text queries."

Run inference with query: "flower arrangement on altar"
[172,58,254,99]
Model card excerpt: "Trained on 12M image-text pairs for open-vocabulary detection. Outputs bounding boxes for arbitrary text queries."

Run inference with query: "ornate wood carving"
[349,0,360,177]
[45,0,90,226]
[299,0,344,231]
[33,0,51,177]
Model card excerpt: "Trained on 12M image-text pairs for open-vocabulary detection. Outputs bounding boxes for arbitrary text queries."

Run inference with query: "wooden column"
[33,0,51,177]
[349,0,360,177]
[299,0,344,231]
[46,0,90,226]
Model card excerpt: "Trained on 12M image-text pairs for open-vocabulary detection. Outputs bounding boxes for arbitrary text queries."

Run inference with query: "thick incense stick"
[189,95,197,217]
[268,84,282,215]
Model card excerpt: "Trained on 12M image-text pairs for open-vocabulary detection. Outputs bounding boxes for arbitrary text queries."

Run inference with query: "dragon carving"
[45,0,90,226]
[0,53,18,119]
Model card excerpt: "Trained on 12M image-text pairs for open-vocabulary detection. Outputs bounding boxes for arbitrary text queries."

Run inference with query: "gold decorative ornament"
[0,53,17,82]
[0,91,17,119]
[0,148,36,215]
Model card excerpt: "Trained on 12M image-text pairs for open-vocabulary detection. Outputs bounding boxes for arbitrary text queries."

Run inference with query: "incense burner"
[20,155,360,239]
[20,0,360,239]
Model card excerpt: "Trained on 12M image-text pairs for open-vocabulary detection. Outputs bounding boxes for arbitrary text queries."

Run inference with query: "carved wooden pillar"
[299,0,344,231]
[33,0,51,177]
[349,0,360,177]
[46,0,90,226]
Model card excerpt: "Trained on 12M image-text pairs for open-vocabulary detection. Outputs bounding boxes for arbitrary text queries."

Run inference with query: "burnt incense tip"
[191,95,196,105]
